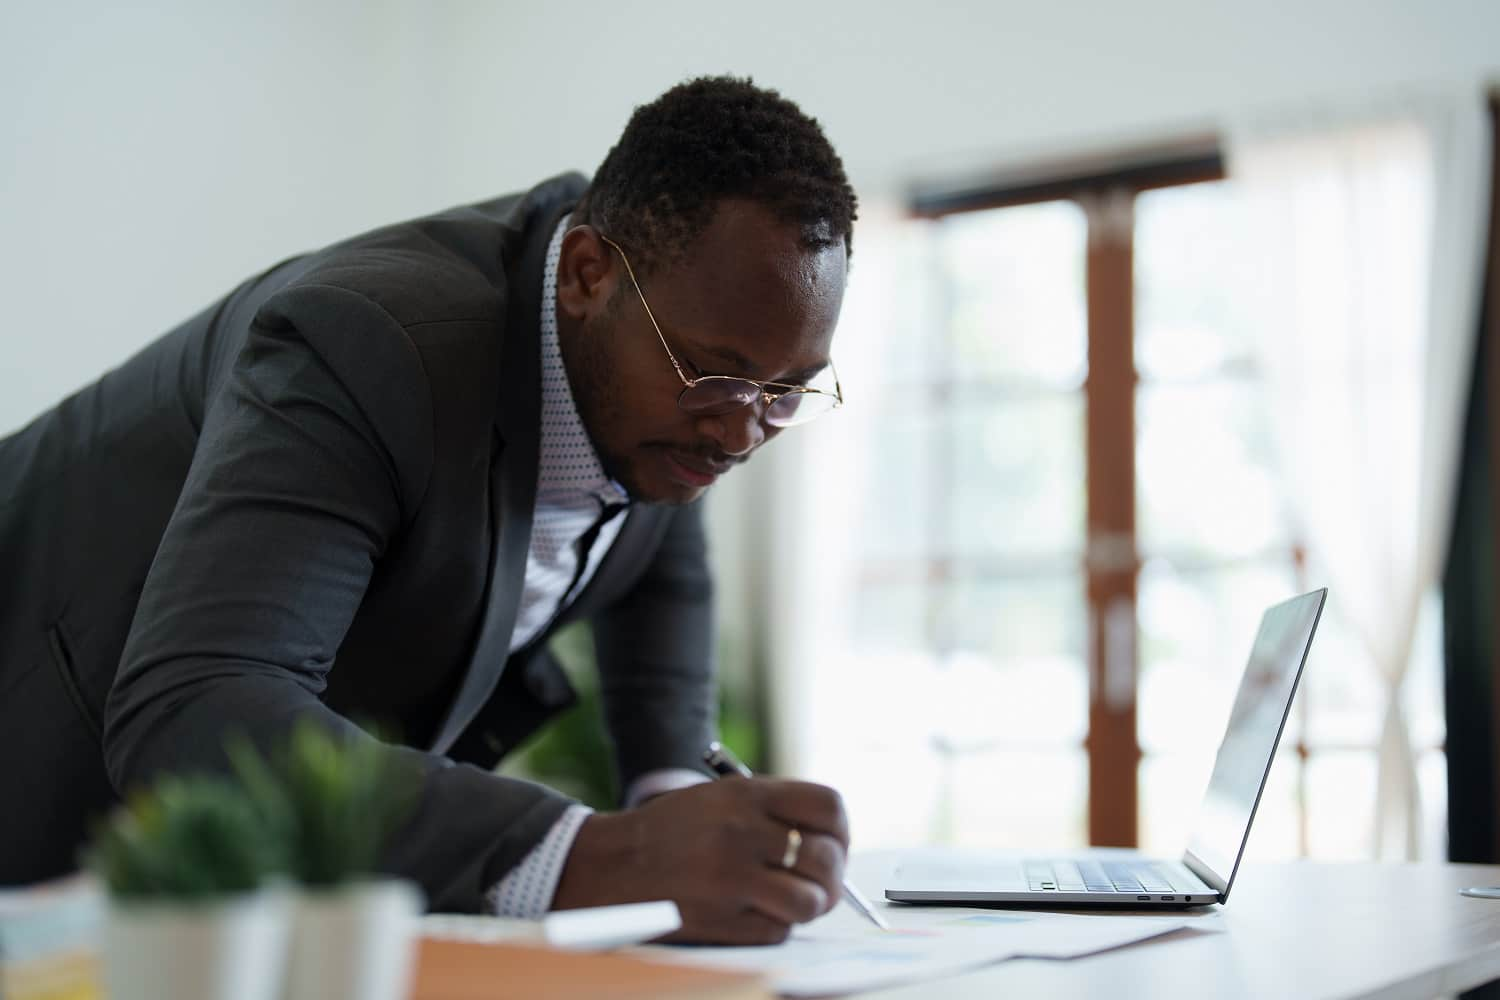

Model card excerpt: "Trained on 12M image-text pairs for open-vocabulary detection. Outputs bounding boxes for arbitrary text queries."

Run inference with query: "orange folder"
[411,938,770,1000]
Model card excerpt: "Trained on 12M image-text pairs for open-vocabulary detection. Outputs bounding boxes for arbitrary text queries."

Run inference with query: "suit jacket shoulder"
[271,172,588,334]
[246,172,588,516]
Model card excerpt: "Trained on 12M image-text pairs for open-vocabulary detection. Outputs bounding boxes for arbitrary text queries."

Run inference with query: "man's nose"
[696,402,767,457]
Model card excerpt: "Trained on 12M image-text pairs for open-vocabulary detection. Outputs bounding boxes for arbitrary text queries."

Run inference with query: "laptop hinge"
[1182,849,1228,898]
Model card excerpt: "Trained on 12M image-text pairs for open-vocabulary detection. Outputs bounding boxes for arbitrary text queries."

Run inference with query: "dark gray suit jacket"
[0,173,717,910]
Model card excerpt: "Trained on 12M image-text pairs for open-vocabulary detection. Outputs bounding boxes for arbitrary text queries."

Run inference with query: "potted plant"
[231,722,423,1000]
[86,774,288,1000]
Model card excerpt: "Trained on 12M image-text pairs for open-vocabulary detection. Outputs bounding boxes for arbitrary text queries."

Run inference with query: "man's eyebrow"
[687,340,830,385]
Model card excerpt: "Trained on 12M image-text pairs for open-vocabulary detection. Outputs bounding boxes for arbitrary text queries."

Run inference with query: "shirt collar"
[537,215,628,506]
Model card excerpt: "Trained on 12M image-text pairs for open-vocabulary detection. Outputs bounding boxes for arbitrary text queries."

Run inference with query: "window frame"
[910,142,1230,847]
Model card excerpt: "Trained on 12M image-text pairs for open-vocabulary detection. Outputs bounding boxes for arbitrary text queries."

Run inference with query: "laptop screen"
[1183,588,1326,899]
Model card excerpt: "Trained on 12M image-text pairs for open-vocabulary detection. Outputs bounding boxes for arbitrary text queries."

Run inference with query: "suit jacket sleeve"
[590,500,717,797]
[104,284,572,912]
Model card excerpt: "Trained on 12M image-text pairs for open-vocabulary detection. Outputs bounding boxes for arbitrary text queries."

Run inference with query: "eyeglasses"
[598,234,843,428]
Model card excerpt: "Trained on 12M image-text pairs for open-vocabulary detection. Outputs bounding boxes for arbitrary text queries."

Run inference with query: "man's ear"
[556,226,614,321]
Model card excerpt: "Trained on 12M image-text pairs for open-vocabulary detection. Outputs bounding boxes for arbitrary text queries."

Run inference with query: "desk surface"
[849,854,1500,1000]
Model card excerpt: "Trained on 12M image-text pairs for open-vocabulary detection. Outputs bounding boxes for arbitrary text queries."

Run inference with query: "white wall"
[0,0,449,431]
[3,0,1498,433]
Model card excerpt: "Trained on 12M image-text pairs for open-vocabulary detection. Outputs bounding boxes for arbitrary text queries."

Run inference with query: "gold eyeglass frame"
[597,234,843,427]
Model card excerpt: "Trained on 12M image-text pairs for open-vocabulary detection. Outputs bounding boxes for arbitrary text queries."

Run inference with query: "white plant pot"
[103,887,289,1000]
[283,878,423,1000]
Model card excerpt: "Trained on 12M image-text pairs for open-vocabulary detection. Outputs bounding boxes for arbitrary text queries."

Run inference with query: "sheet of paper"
[639,902,1196,997]
[422,901,682,950]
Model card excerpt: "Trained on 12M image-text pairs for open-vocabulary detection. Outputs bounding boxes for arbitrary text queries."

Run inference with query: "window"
[782,149,1448,861]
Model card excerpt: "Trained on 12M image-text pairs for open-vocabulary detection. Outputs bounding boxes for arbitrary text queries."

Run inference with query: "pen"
[703,740,890,931]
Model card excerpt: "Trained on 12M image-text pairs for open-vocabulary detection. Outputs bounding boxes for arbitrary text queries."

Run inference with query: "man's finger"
[746,867,829,927]
[758,779,851,847]
[774,828,845,909]
[723,908,794,946]
[662,903,792,946]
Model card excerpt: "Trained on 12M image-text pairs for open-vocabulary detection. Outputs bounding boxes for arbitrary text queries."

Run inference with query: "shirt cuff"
[624,768,712,809]
[486,803,593,918]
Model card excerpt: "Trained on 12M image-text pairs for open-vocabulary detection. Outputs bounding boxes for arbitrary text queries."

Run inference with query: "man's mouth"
[663,449,735,488]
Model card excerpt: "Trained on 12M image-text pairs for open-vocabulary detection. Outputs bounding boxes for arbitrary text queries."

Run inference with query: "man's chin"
[616,448,718,505]
[627,475,711,506]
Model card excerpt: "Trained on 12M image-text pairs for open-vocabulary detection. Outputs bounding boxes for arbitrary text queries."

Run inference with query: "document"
[641,903,1200,997]
[423,900,682,950]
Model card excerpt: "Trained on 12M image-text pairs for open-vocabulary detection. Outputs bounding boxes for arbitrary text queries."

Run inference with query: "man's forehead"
[687,338,833,385]
[691,199,843,255]
[677,206,846,296]
[648,200,846,382]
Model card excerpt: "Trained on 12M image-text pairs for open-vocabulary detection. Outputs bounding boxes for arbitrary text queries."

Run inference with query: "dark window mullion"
[1082,187,1141,847]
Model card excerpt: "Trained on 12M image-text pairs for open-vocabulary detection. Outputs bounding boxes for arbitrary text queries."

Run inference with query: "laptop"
[886,587,1327,909]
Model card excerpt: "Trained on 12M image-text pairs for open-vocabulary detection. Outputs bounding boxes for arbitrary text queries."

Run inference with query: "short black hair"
[575,76,857,276]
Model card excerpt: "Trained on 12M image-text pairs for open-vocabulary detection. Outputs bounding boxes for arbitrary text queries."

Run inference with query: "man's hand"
[551,778,849,944]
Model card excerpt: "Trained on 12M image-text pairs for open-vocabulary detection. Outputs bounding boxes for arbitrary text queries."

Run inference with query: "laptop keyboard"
[1024,860,1189,893]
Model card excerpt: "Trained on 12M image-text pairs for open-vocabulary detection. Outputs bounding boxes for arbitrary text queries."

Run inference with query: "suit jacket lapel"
[554,504,667,624]
[429,189,575,754]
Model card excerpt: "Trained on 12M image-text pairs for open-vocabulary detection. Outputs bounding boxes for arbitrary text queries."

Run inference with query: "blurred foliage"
[88,722,420,900]
[501,623,765,808]
[229,721,419,888]
[86,774,280,901]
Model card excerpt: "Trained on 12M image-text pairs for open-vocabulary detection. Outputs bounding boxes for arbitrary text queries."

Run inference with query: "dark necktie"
[559,499,628,611]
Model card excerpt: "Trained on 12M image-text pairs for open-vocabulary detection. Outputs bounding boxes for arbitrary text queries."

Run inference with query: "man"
[0,76,858,944]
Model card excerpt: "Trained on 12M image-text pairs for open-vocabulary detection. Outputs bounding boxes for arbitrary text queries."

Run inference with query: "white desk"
[851,854,1500,999]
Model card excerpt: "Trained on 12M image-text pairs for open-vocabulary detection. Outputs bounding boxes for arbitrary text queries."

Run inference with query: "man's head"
[556,76,858,504]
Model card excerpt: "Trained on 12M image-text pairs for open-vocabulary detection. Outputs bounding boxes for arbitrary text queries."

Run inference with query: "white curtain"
[756,202,913,777]
[1227,91,1491,859]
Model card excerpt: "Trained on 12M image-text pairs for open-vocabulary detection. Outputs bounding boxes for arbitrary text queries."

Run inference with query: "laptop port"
[1137,895,1150,901]
[1161,895,1175,901]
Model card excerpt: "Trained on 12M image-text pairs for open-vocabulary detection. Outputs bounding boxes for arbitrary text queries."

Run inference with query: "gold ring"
[781,827,802,870]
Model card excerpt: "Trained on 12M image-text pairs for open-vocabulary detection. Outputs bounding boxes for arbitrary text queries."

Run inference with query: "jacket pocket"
[48,622,102,743]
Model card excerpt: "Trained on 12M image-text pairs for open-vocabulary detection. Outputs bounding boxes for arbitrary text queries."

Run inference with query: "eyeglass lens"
[677,378,836,428]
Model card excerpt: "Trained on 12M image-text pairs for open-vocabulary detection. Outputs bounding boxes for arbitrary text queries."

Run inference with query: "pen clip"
[703,741,754,778]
